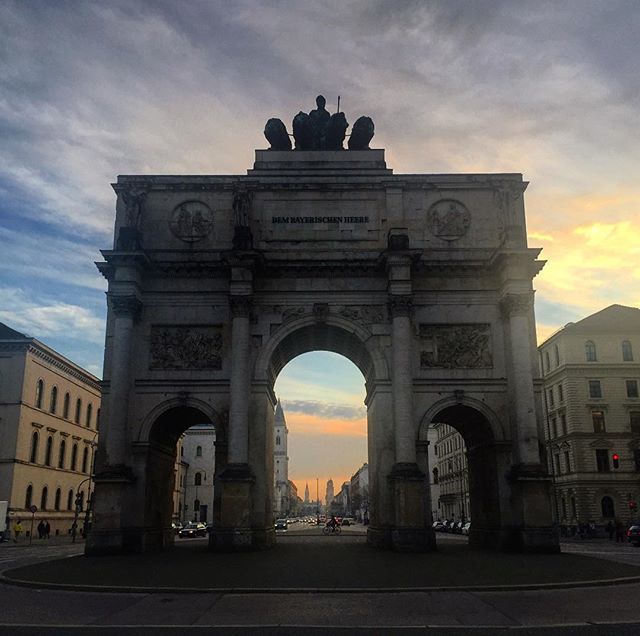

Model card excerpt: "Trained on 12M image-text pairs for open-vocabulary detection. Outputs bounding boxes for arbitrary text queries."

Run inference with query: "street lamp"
[72,430,98,542]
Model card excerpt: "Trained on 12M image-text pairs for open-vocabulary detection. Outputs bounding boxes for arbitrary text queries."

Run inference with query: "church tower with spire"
[273,398,289,517]
[304,482,310,504]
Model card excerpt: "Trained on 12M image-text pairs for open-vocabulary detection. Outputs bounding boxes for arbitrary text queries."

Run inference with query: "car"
[628,522,640,546]
[178,522,207,538]
[462,522,471,535]
[171,522,183,535]
[341,518,354,526]
[432,520,445,532]
[274,518,288,531]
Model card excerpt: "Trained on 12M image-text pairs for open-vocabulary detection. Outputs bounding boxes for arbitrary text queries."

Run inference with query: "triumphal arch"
[88,97,558,555]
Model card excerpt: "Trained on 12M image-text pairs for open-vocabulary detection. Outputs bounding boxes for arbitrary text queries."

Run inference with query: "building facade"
[181,423,216,524]
[539,305,640,529]
[0,323,100,537]
[350,463,369,522]
[432,422,470,523]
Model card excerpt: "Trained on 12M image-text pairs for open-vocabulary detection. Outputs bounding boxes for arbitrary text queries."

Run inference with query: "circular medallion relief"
[170,200,214,242]
[427,199,471,241]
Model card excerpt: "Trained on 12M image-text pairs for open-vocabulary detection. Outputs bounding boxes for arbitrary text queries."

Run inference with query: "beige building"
[432,423,470,523]
[539,305,640,529]
[0,323,101,537]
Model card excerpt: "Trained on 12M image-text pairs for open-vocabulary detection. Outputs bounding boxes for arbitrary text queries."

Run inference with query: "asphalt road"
[1,532,639,633]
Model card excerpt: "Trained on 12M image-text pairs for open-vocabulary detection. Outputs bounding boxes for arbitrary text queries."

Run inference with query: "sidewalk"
[3,534,640,593]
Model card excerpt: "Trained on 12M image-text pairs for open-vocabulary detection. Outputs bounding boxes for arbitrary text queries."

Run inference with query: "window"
[560,413,567,436]
[77,491,84,511]
[67,490,73,511]
[550,417,557,438]
[196,446,202,457]
[44,436,53,466]
[564,450,571,473]
[194,499,200,511]
[596,449,610,472]
[592,410,606,433]
[86,403,92,427]
[194,472,202,486]
[276,435,281,445]
[75,399,82,424]
[96,408,100,430]
[634,449,640,472]
[71,444,78,471]
[622,340,634,361]
[554,344,560,367]
[35,379,44,408]
[557,383,563,402]
[58,440,66,469]
[561,497,567,519]
[49,386,58,413]
[30,432,39,463]
[545,351,550,372]
[432,467,439,484]
[626,380,639,398]
[585,340,597,362]
[63,393,70,419]
[631,412,640,437]
[588,380,602,398]
[25,485,33,509]
[554,454,561,475]
[41,486,48,511]
[571,496,577,518]
[548,387,554,406]
[82,447,89,473]
[601,496,615,518]
[54,488,61,511]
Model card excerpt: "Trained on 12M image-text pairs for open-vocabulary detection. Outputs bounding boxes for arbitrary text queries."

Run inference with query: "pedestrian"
[37,520,45,540]
[615,519,625,543]
[13,519,23,543]
[45,520,51,539]
[606,520,614,540]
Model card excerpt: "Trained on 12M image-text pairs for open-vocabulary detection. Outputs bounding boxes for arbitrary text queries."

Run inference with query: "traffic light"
[629,500,638,512]
[612,453,620,469]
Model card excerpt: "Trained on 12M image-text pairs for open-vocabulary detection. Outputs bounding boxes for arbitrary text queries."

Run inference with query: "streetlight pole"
[316,477,319,525]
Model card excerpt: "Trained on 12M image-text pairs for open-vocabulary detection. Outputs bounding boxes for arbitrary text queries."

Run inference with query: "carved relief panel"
[420,324,493,369]
[149,326,223,370]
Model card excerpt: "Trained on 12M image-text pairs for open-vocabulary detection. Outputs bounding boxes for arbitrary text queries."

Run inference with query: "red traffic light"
[612,454,620,460]
[612,453,620,469]
[629,500,638,510]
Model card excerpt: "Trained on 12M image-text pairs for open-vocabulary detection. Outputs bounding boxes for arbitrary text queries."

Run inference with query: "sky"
[1,1,639,493]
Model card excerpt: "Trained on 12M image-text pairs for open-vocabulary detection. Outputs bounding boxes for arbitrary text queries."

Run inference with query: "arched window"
[585,340,597,362]
[54,488,61,511]
[75,398,82,424]
[44,436,53,466]
[67,489,74,511]
[82,446,89,473]
[25,485,33,509]
[194,472,202,486]
[601,496,615,518]
[86,403,92,427]
[71,444,78,471]
[41,486,48,511]
[432,467,439,484]
[276,435,281,445]
[49,386,58,413]
[35,379,44,408]
[196,446,202,457]
[622,340,634,362]
[63,393,70,419]
[30,431,39,463]
[58,440,66,469]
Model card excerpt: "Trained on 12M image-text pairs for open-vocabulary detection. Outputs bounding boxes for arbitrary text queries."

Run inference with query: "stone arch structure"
[88,143,558,555]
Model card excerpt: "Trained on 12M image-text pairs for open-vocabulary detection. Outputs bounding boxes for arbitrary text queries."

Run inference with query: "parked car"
[178,522,207,538]
[171,522,183,535]
[341,518,354,526]
[462,522,471,535]
[628,522,640,546]
[432,520,445,532]
[275,518,288,531]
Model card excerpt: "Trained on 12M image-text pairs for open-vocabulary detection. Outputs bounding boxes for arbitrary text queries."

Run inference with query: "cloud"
[284,411,367,439]
[283,399,366,422]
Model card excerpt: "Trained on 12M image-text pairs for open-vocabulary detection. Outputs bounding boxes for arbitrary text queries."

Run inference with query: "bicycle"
[322,524,341,535]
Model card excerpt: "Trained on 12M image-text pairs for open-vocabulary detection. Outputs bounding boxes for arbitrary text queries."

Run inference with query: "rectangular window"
[551,417,557,438]
[592,410,606,433]
[557,383,564,402]
[596,449,610,472]
[630,412,640,437]
[548,387,554,406]
[554,454,561,475]
[560,413,567,436]
[588,380,602,399]
[564,450,571,473]
[634,449,640,472]
[626,380,639,399]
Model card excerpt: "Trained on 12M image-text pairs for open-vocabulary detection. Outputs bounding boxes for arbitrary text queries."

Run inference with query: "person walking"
[615,519,625,543]
[45,520,51,539]
[606,520,614,540]
[37,520,45,540]
[13,519,23,543]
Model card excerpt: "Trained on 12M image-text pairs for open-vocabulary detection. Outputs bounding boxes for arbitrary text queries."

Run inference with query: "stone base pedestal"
[366,526,392,549]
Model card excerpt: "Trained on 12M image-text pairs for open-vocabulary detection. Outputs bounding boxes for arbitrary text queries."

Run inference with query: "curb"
[3,571,640,595]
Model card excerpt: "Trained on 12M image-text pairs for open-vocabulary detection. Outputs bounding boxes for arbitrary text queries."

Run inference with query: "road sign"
[29,505,38,514]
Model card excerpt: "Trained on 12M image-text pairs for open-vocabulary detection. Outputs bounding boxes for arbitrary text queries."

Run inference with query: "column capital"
[108,294,142,319]
[229,295,252,317]
[388,294,413,318]
[499,292,533,318]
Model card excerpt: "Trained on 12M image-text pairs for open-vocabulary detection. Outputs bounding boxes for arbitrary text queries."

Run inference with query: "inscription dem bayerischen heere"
[272,215,369,224]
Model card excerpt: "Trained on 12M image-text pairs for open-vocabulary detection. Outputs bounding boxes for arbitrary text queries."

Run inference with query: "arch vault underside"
[87,148,558,555]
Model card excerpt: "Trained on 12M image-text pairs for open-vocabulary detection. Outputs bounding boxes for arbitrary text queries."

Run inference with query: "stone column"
[500,293,540,465]
[105,294,141,467]
[227,295,252,467]
[389,295,416,465]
